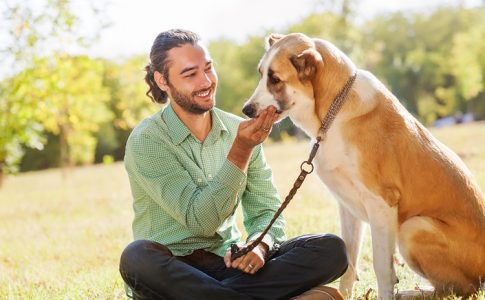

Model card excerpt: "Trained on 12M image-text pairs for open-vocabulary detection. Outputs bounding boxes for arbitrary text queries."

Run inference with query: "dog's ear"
[265,33,285,51]
[290,48,323,82]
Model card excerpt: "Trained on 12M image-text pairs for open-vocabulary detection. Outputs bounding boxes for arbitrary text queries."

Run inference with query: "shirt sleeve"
[124,127,246,237]
[241,144,287,250]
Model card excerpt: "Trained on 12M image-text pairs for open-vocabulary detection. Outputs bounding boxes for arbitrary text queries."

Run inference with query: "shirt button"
[208,174,213,179]
[197,178,202,183]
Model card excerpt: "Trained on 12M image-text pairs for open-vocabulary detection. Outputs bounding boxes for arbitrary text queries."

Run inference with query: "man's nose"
[199,72,213,88]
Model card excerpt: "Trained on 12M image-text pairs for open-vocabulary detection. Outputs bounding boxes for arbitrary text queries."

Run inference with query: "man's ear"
[265,33,285,51]
[154,71,169,92]
[290,48,323,82]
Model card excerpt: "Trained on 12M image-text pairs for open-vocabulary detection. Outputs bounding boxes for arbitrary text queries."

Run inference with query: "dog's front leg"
[338,204,365,299]
[368,203,399,300]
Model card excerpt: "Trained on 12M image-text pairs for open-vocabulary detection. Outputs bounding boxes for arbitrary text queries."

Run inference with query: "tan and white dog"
[242,33,485,299]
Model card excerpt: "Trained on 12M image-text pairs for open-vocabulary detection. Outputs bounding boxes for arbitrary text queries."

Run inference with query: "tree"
[361,6,485,124]
[31,54,112,168]
[98,56,160,161]
[0,72,45,184]
[0,0,109,183]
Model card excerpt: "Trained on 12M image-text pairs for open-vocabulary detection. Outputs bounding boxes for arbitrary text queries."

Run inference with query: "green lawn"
[1,122,484,299]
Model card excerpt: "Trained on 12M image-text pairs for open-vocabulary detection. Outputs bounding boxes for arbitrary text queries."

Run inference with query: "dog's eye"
[269,74,281,85]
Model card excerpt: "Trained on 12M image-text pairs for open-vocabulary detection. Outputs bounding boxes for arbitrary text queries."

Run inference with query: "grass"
[0,121,484,299]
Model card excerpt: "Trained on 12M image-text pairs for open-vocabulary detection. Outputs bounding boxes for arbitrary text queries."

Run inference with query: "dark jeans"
[119,234,348,300]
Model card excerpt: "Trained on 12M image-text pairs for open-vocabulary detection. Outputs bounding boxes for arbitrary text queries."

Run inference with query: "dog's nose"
[242,104,256,118]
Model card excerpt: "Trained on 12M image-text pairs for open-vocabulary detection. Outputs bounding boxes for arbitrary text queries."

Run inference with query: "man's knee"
[307,234,349,274]
[119,239,172,284]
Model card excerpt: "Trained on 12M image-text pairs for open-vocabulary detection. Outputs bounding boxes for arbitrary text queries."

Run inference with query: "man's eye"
[185,73,196,78]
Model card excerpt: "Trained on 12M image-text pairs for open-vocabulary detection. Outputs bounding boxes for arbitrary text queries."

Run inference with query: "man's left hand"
[224,243,268,274]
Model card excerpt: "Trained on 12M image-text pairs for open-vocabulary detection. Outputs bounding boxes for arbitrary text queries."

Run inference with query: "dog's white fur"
[243,33,485,299]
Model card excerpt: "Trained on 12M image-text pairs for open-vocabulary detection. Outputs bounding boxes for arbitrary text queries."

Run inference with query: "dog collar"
[316,72,358,142]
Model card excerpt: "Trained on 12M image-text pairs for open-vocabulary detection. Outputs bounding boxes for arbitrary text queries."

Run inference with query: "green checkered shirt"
[124,104,286,257]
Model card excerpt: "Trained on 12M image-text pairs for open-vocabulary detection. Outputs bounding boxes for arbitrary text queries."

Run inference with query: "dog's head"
[242,33,324,121]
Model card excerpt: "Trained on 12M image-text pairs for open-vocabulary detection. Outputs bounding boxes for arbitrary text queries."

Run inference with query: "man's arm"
[125,128,245,237]
[125,107,279,238]
[227,107,276,172]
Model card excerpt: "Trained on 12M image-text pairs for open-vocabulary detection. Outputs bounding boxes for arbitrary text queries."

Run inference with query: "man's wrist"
[256,242,269,257]
[227,138,254,171]
[247,232,276,260]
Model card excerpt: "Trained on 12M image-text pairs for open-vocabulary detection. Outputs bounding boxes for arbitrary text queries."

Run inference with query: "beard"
[168,83,215,114]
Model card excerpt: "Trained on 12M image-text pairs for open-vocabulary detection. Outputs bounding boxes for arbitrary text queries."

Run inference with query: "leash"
[231,72,358,261]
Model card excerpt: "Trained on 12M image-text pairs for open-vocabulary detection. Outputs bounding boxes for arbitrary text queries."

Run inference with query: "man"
[119,29,348,300]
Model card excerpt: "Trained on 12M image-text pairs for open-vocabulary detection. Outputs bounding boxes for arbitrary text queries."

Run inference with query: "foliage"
[361,6,485,123]
[3,1,485,174]
[96,56,161,162]
[32,54,112,166]
[0,76,45,175]
[0,0,109,179]
[209,36,266,115]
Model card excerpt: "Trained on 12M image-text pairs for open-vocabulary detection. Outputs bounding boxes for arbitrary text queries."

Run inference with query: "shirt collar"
[161,104,228,145]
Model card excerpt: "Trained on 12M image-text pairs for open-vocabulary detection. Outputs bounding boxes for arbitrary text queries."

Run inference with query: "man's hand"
[228,106,279,171]
[224,243,268,275]
[235,106,279,149]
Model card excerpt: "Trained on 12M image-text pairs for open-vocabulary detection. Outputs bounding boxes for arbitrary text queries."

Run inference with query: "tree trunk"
[0,165,5,188]
[59,124,73,179]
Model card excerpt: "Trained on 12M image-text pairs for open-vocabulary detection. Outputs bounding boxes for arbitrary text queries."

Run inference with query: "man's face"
[164,42,218,114]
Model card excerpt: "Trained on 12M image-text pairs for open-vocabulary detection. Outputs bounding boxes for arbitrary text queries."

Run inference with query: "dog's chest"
[313,127,372,221]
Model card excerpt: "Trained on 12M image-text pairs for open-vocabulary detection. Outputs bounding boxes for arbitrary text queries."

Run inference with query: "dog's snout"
[242,104,257,118]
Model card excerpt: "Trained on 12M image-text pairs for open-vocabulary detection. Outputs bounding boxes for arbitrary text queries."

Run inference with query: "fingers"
[228,251,264,274]
[251,109,268,133]
[230,256,244,269]
[235,257,260,274]
[260,106,277,133]
[245,106,277,137]
[245,106,277,132]
[234,106,279,151]
[223,248,231,268]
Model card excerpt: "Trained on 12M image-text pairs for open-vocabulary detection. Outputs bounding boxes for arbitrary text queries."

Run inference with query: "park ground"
[1,122,485,299]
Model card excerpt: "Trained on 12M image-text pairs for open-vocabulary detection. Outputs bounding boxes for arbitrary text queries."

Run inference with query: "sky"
[87,0,482,60]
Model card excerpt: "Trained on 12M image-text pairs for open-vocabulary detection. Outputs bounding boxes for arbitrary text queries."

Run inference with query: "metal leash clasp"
[300,141,320,174]
[300,161,314,174]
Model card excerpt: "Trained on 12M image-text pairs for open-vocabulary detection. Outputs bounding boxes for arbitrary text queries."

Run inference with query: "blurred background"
[1,0,484,298]
[1,0,484,178]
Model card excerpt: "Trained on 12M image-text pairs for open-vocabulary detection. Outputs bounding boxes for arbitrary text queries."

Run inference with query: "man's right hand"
[235,106,278,149]
[227,106,279,171]
[224,243,267,275]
